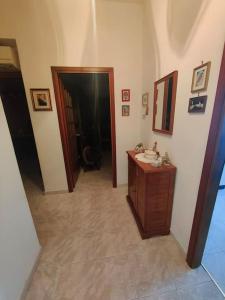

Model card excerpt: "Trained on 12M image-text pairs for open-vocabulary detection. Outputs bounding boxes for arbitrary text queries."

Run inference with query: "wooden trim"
[51,66,114,73]
[162,79,169,129]
[51,66,117,192]
[108,70,117,187]
[187,45,225,268]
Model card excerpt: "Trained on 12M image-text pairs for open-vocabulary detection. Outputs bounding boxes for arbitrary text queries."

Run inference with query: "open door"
[58,77,80,191]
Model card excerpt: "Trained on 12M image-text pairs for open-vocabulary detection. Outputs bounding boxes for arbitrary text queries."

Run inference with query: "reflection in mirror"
[155,81,165,130]
[153,71,178,135]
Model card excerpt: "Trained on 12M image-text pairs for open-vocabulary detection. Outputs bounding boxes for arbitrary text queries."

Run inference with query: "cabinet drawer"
[145,172,170,230]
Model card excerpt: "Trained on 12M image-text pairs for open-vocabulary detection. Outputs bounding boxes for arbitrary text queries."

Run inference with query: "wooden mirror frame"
[152,71,178,135]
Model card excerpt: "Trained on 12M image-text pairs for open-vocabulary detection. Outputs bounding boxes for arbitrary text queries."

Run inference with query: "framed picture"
[122,89,130,102]
[188,96,207,113]
[122,105,130,116]
[142,93,149,106]
[142,93,149,117]
[30,89,52,111]
[191,62,211,93]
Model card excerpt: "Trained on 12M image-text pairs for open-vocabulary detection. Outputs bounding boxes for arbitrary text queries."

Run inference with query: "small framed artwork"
[188,95,207,113]
[30,89,52,111]
[122,105,130,116]
[122,89,130,102]
[191,62,211,93]
[142,93,149,106]
[142,93,149,117]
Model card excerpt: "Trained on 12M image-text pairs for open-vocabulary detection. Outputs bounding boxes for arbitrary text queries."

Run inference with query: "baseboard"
[117,183,128,188]
[43,189,68,195]
[20,247,42,300]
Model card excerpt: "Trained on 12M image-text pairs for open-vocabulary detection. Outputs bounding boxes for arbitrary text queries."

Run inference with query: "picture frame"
[122,105,130,116]
[188,96,207,113]
[142,93,149,106]
[191,62,211,93]
[122,89,130,102]
[30,88,52,111]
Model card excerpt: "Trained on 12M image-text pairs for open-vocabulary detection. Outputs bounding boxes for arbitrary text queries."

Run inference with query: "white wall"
[0,99,40,300]
[0,0,143,190]
[142,0,225,252]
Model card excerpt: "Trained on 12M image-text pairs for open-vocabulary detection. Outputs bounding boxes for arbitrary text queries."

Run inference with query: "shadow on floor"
[202,189,225,296]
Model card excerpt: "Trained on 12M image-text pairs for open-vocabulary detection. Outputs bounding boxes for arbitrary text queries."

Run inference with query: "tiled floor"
[23,163,224,299]
[202,189,225,295]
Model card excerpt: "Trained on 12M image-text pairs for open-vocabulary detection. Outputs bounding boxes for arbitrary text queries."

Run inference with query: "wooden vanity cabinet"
[127,151,176,239]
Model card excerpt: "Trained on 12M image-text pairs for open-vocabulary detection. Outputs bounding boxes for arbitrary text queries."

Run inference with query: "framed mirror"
[153,71,178,135]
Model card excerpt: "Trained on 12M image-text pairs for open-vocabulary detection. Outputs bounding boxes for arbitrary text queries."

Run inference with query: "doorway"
[0,71,44,191]
[187,43,225,271]
[51,67,116,192]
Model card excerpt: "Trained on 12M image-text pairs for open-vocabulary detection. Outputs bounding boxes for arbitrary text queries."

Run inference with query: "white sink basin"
[135,153,156,163]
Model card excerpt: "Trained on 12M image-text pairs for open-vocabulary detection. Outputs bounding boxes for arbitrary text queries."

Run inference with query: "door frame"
[51,66,117,192]
[187,43,225,268]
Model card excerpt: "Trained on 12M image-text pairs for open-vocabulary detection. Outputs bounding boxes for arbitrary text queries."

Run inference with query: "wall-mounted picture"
[122,105,130,116]
[142,92,149,106]
[122,89,130,102]
[31,89,52,111]
[191,62,211,93]
[142,92,149,116]
[188,95,207,113]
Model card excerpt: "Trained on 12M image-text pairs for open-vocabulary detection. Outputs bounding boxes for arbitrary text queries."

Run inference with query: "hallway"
[24,168,223,300]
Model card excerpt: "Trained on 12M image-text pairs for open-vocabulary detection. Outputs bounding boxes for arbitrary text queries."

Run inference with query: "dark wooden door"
[59,79,79,189]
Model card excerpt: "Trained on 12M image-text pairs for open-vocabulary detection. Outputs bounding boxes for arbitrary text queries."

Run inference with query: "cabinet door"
[128,157,137,209]
[136,167,146,227]
[146,172,170,230]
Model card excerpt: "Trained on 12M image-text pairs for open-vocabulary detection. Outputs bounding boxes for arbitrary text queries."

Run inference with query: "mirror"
[153,71,178,135]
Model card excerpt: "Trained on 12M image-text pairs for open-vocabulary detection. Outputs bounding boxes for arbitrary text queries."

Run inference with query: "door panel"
[59,79,79,189]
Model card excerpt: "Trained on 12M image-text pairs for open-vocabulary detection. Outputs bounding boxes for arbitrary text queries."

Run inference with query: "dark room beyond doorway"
[60,73,112,185]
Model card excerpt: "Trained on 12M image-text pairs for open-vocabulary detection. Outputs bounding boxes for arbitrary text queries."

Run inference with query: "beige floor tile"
[24,166,223,300]
[176,281,224,299]
[137,289,180,300]
[53,258,137,300]
[25,261,60,300]
[202,251,225,292]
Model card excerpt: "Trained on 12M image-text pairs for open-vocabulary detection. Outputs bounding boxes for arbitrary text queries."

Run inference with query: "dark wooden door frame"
[51,66,117,192]
[187,43,225,268]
